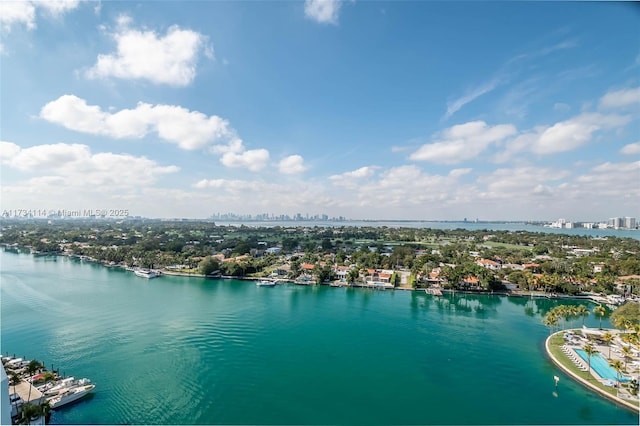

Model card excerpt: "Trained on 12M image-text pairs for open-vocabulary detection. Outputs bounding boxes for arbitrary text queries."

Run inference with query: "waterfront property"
[1,250,638,424]
[546,329,639,413]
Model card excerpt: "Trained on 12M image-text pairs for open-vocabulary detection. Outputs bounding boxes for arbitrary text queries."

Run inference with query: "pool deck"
[545,330,639,413]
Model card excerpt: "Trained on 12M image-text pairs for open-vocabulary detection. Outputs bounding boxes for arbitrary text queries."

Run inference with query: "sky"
[0,0,639,221]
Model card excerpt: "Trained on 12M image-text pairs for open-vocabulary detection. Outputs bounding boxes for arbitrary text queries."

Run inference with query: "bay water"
[1,249,637,424]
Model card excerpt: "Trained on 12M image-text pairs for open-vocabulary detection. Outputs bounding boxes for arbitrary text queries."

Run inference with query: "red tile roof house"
[462,275,481,289]
[301,263,315,271]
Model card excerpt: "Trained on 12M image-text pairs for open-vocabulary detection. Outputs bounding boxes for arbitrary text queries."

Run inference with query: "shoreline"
[545,330,639,413]
[1,246,633,306]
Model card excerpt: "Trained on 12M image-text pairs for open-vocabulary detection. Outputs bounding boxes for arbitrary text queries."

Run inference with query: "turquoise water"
[0,250,637,425]
[575,349,629,382]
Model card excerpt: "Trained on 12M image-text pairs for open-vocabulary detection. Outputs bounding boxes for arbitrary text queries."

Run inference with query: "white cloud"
[0,1,36,31]
[35,0,82,16]
[85,16,211,86]
[40,95,231,150]
[304,0,342,25]
[620,142,640,155]
[600,87,640,109]
[278,155,306,174]
[40,95,271,171]
[220,149,270,172]
[444,79,501,120]
[329,166,376,188]
[0,0,81,36]
[448,168,472,178]
[477,166,570,196]
[571,161,640,201]
[0,141,23,164]
[0,142,178,188]
[496,112,631,161]
[410,121,516,164]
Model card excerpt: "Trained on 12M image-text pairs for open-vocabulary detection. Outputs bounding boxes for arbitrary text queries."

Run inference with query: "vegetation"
[0,219,638,296]
[542,304,591,333]
[610,302,640,330]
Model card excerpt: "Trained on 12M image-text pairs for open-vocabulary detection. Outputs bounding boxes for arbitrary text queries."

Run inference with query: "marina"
[1,249,637,424]
[2,353,95,424]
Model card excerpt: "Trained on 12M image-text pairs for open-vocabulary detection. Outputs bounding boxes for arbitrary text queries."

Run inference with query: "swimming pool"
[574,349,629,382]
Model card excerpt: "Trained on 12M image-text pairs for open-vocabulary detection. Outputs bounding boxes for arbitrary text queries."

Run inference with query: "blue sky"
[1,0,638,221]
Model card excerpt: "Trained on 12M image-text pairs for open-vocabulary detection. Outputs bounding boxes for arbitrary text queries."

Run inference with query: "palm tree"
[601,331,614,359]
[543,312,559,335]
[20,402,42,425]
[25,360,41,404]
[568,305,579,328]
[9,372,21,417]
[621,345,633,369]
[583,343,597,378]
[609,359,624,398]
[576,305,589,327]
[593,305,606,329]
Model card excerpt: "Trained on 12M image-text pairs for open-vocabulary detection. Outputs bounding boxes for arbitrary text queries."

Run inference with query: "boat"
[134,269,160,279]
[425,287,443,296]
[47,384,95,409]
[256,280,276,287]
[42,377,91,395]
[44,377,76,396]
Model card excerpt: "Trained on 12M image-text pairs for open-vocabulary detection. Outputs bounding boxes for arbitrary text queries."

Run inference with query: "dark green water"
[0,250,637,424]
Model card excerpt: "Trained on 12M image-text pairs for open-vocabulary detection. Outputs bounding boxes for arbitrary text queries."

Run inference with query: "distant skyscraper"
[624,217,636,229]
[609,217,623,229]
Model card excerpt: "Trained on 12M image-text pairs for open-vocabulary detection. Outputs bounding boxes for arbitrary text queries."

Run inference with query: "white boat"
[256,280,276,287]
[47,384,95,409]
[425,288,443,296]
[44,377,75,396]
[134,269,160,279]
[44,377,92,396]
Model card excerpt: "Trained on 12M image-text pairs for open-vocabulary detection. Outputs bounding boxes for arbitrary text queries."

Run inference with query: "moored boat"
[47,384,95,409]
[134,269,160,279]
[44,377,76,396]
[256,280,276,287]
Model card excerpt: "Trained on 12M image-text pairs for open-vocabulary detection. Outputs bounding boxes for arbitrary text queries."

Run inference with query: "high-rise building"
[609,217,623,229]
[624,217,636,229]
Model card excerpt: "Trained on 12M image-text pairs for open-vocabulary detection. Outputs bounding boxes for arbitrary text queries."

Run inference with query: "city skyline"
[1,1,638,221]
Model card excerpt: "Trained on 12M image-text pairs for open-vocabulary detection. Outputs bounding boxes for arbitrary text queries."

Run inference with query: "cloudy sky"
[1,1,638,221]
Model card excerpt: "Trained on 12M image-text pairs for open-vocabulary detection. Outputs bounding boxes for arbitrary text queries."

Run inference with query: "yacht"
[134,269,160,279]
[44,377,76,396]
[47,384,95,409]
[256,280,276,287]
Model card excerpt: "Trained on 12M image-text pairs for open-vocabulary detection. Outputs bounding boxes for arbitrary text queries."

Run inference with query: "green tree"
[576,305,589,327]
[9,373,21,415]
[543,312,558,335]
[198,257,220,276]
[20,402,42,425]
[25,360,41,404]
[609,359,624,398]
[610,302,640,330]
[347,268,360,284]
[583,343,597,377]
[593,305,606,330]
[601,331,614,359]
[621,345,634,369]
